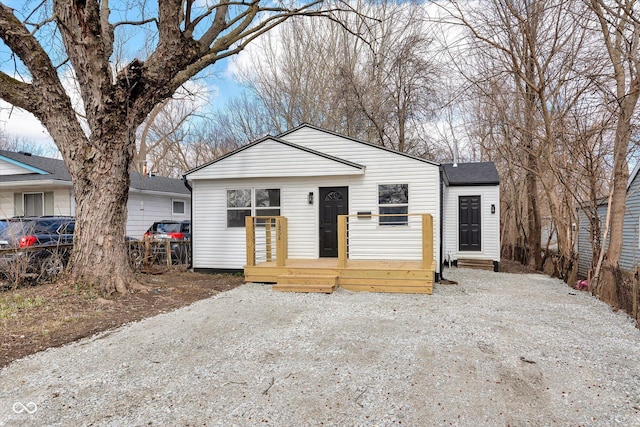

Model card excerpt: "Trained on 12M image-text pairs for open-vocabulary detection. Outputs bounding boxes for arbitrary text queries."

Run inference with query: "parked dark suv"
[0,216,75,282]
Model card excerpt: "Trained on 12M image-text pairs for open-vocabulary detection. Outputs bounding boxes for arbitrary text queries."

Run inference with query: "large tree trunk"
[1,0,328,295]
[588,0,640,306]
[597,112,633,305]
[525,151,542,269]
[66,131,136,295]
[524,50,542,270]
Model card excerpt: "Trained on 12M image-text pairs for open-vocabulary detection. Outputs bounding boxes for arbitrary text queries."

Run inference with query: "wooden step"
[457,259,495,271]
[273,274,338,293]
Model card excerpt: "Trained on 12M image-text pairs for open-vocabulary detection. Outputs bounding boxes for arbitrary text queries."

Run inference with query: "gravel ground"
[1,268,639,426]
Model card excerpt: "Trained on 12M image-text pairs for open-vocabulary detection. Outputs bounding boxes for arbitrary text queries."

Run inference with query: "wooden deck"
[244,258,434,294]
[244,213,435,294]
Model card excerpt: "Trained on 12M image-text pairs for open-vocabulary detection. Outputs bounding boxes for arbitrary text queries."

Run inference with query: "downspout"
[182,175,193,270]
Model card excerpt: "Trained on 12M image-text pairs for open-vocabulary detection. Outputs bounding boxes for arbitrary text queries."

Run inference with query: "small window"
[23,192,44,216]
[378,184,408,226]
[227,189,252,227]
[172,200,185,215]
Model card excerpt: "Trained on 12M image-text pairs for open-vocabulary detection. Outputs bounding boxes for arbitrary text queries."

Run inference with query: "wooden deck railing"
[245,213,434,270]
[338,213,433,270]
[245,216,288,267]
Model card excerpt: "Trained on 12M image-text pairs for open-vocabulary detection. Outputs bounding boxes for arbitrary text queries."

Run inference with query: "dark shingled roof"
[0,150,189,194]
[441,162,500,186]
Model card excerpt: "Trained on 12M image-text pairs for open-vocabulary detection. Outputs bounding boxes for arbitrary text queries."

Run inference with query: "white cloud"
[0,101,54,146]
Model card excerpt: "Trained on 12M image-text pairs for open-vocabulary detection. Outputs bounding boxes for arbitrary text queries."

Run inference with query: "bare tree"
[0,0,347,294]
[588,0,640,305]
[445,0,614,282]
[234,0,442,155]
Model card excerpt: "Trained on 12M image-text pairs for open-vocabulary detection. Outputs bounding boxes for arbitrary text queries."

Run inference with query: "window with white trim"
[23,192,44,217]
[227,189,252,227]
[226,189,281,227]
[172,200,185,215]
[378,184,408,226]
[255,189,281,224]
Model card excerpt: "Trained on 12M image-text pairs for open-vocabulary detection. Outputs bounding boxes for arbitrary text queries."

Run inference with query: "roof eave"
[278,123,441,167]
[0,179,72,188]
[0,154,49,174]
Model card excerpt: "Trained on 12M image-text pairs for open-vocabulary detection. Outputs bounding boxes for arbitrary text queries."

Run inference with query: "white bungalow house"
[0,150,191,238]
[184,124,500,293]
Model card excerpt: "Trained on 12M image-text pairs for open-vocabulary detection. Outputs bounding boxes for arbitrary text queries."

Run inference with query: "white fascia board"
[0,179,72,188]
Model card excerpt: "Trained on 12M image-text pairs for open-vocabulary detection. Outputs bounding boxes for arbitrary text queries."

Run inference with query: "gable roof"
[0,150,189,194]
[277,123,440,166]
[441,162,500,186]
[0,150,71,182]
[185,135,365,178]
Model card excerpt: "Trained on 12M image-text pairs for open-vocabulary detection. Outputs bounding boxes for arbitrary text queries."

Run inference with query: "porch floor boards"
[245,258,434,294]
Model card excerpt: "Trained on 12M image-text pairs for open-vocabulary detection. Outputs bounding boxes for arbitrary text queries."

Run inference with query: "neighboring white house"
[0,150,191,238]
[184,124,501,279]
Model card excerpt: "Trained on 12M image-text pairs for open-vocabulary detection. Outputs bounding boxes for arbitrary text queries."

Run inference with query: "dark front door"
[319,187,348,258]
[459,195,481,251]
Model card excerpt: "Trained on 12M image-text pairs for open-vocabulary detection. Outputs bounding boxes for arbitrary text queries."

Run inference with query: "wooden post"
[276,217,286,267]
[422,214,433,270]
[265,220,272,262]
[144,236,151,269]
[282,217,288,259]
[338,215,347,268]
[165,239,172,268]
[246,216,255,267]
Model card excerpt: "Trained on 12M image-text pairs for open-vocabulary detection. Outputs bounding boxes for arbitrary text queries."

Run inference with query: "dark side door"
[459,195,481,251]
[319,187,348,258]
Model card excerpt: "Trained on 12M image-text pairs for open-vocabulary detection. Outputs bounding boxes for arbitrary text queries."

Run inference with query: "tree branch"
[0,71,37,112]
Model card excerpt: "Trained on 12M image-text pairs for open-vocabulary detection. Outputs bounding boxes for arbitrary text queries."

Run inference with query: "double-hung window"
[227,189,281,227]
[255,189,281,224]
[227,189,252,227]
[378,184,408,226]
[23,192,44,217]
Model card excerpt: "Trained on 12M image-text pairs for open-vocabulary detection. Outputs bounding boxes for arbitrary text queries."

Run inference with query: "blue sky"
[0,1,247,153]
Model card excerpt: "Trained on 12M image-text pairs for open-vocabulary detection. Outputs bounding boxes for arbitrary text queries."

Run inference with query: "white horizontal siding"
[51,188,73,216]
[187,139,363,180]
[347,215,427,260]
[0,191,13,218]
[191,127,441,271]
[126,193,190,239]
[0,186,189,239]
[0,159,33,175]
[0,187,73,218]
[443,185,500,263]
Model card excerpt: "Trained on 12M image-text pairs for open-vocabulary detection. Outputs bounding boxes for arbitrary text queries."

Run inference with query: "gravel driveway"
[1,268,639,426]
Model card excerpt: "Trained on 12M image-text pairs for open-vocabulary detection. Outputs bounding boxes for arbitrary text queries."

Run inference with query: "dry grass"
[1,271,245,368]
